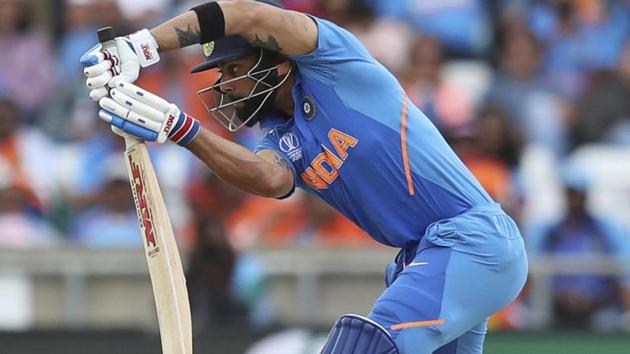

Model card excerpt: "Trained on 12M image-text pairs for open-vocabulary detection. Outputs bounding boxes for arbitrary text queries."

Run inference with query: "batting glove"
[98,82,201,146]
[80,29,160,102]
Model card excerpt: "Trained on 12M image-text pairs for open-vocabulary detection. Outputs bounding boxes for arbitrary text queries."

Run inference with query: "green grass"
[484,332,630,354]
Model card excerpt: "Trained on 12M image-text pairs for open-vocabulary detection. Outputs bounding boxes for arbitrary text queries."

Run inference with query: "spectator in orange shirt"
[447,106,523,220]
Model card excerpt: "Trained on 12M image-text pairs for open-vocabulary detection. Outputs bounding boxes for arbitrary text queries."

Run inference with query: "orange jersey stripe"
[390,319,445,331]
[400,94,414,196]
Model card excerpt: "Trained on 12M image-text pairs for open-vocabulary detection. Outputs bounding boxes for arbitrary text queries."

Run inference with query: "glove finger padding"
[86,71,113,89]
[83,59,116,78]
[98,109,159,141]
[99,97,130,120]
[81,48,119,83]
[89,87,109,102]
[79,44,103,67]
[109,88,164,123]
[81,45,121,102]
[115,82,171,112]
[99,97,163,133]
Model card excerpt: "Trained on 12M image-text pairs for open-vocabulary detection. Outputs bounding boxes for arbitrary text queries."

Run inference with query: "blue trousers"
[369,204,528,354]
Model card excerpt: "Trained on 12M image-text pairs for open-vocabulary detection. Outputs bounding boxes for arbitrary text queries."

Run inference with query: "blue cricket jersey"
[254,17,494,249]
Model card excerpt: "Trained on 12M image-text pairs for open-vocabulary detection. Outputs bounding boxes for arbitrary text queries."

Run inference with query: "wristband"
[191,2,226,44]
[168,112,201,146]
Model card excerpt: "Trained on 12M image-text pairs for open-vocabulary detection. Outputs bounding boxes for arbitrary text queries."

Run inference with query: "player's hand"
[79,29,160,101]
[98,82,201,146]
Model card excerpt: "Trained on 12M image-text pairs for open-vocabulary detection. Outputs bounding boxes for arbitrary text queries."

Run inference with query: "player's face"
[197,50,292,131]
[216,55,260,103]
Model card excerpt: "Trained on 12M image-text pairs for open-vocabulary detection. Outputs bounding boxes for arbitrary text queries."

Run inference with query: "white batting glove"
[98,82,201,146]
[80,29,160,101]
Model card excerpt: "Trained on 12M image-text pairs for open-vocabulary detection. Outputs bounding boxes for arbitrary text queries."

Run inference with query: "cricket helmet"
[191,0,292,131]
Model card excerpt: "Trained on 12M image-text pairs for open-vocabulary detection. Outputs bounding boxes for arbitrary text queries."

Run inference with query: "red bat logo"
[128,155,157,249]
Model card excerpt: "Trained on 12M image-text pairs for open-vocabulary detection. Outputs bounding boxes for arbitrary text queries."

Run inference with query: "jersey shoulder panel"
[290,16,374,83]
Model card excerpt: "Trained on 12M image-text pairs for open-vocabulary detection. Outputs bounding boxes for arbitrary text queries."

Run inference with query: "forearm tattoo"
[174,24,201,47]
[252,34,282,52]
[272,154,292,172]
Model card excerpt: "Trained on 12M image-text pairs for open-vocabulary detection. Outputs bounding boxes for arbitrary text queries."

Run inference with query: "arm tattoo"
[252,34,282,52]
[174,24,200,47]
[272,154,292,172]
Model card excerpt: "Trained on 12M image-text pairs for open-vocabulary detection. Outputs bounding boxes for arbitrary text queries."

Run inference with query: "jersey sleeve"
[253,128,299,199]
[290,16,375,82]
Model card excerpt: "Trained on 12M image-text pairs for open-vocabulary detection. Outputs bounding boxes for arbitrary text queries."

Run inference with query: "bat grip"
[96,26,118,96]
[97,27,142,147]
[97,26,118,58]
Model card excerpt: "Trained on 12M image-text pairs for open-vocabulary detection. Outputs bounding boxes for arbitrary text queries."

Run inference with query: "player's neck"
[274,71,296,118]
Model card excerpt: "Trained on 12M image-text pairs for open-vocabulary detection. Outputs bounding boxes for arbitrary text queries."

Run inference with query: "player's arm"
[80,1,317,101]
[187,131,294,198]
[151,0,318,56]
[93,81,294,198]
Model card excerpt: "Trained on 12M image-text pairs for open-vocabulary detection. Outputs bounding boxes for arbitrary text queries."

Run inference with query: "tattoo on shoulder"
[174,24,200,47]
[272,154,292,172]
[252,34,282,52]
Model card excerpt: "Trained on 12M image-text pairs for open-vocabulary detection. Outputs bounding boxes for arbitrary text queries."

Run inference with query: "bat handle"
[97,26,117,53]
[124,134,143,149]
[96,26,118,94]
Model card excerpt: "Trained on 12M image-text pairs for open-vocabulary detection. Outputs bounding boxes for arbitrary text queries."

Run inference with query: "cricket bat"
[97,27,193,354]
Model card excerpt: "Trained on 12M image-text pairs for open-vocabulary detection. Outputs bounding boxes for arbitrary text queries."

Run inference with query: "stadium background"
[1,0,630,353]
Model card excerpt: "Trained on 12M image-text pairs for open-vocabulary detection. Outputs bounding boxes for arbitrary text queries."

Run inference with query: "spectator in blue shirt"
[485,25,567,156]
[533,168,627,329]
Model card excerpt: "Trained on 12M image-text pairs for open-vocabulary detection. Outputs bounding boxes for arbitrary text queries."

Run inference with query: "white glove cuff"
[128,29,160,68]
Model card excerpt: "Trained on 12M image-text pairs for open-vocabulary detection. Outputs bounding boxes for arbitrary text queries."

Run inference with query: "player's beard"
[198,51,292,131]
[226,71,280,127]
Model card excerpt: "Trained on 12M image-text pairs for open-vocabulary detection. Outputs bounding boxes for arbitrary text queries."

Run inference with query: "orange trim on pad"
[400,94,415,196]
[390,319,445,331]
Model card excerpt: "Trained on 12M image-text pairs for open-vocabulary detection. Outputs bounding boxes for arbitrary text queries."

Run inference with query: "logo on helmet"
[202,42,215,57]
[279,132,302,162]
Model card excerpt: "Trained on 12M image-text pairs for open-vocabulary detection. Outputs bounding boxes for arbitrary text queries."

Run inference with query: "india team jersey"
[255,17,494,248]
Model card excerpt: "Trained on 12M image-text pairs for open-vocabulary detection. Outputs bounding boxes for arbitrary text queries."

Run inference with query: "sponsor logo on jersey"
[279,132,302,161]
[301,128,358,189]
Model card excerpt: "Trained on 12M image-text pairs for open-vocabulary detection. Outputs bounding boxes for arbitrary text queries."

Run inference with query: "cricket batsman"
[80,0,528,353]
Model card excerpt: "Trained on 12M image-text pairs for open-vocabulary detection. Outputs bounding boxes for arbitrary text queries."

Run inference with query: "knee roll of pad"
[321,314,400,354]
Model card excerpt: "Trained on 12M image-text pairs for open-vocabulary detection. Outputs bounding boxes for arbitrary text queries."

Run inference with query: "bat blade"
[125,141,192,354]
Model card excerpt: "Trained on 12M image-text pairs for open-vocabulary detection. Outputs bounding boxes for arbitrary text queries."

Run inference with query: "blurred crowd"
[1,0,630,333]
